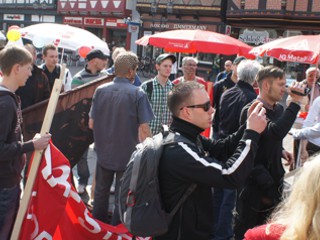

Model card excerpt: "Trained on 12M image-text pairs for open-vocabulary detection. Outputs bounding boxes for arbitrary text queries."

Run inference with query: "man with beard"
[234,66,306,239]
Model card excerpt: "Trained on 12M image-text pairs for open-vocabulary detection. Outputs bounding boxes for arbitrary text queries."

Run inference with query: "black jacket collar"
[170,116,204,142]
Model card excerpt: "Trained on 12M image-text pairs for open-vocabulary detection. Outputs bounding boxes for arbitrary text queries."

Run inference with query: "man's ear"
[179,106,191,120]
[12,64,20,75]
[261,80,269,92]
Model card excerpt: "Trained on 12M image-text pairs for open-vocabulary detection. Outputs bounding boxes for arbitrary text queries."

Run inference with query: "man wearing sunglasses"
[157,81,267,240]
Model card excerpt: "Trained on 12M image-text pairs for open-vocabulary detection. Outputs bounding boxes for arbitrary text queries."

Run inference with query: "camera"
[291,87,311,96]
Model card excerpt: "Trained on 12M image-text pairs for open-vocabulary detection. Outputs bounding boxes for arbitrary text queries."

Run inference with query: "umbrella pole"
[60,48,65,64]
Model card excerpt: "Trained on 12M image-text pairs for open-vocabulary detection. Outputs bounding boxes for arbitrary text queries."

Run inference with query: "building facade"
[226,0,320,80]
[136,0,224,76]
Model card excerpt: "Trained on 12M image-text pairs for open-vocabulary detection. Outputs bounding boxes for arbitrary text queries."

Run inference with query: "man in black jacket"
[16,43,50,109]
[213,60,262,240]
[234,66,306,240]
[157,81,267,240]
[0,45,51,239]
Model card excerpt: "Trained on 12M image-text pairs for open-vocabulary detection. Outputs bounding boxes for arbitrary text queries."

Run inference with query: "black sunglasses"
[181,101,211,112]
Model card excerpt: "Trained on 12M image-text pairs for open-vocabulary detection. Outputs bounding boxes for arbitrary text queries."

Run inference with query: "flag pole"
[10,65,66,240]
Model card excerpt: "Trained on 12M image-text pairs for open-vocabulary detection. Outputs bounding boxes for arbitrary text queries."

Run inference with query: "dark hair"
[42,43,57,56]
[256,65,285,89]
[168,81,204,117]
[0,45,32,76]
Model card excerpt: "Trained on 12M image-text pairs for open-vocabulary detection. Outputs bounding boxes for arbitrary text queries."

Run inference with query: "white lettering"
[78,208,101,233]
[42,145,71,197]
[34,231,52,240]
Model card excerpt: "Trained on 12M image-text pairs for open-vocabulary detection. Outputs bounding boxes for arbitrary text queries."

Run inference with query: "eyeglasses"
[181,101,211,112]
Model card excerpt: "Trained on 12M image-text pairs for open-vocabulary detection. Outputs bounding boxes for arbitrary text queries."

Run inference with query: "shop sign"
[172,24,207,30]
[84,18,104,26]
[148,22,208,30]
[64,17,83,25]
[239,29,275,45]
[4,14,24,21]
[106,18,127,28]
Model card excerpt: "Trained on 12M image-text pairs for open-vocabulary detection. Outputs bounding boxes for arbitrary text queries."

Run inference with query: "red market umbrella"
[136,29,254,58]
[249,35,320,64]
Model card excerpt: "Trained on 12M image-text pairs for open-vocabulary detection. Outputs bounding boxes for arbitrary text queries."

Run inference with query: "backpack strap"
[145,79,153,102]
[166,183,197,222]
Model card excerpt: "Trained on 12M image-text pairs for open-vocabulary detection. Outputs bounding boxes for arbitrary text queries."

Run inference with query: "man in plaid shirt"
[141,53,176,135]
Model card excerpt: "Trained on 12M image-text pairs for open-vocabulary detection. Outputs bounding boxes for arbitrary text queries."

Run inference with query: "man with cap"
[70,49,109,198]
[212,56,246,139]
[141,53,176,135]
[71,49,109,88]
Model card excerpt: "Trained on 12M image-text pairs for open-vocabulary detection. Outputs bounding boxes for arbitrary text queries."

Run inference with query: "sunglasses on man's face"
[181,101,211,112]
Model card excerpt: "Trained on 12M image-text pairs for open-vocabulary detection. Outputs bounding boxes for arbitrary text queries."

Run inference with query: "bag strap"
[167,183,197,219]
[145,79,153,102]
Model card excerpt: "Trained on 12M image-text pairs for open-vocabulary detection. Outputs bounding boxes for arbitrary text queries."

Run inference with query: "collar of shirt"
[257,96,276,110]
[153,77,172,87]
[113,77,132,84]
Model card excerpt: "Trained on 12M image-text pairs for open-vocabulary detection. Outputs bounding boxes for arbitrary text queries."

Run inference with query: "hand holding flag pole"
[10,65,66,240]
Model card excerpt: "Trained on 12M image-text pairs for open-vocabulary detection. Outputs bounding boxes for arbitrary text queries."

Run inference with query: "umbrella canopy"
[20,23,110,55]
[249,35,320,64]
[136,29,253,57]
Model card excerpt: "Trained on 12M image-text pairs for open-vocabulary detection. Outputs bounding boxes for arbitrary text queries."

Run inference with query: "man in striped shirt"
[141,53,176,135]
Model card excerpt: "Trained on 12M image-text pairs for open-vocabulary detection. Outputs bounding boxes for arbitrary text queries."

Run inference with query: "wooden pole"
[10,65,66,240]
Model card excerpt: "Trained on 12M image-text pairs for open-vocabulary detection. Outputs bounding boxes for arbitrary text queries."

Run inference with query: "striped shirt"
[71,66,108,89]
[141,77,173,135]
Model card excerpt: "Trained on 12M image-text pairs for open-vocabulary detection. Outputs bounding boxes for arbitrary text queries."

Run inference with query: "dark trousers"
[92,163,123,225]
[234,184,279,240]
[0,184,21,240]
[76,148,90,186]
[213,188,236,240]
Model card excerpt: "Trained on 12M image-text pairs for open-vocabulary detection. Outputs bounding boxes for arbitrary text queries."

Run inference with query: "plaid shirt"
[141,77,173,135]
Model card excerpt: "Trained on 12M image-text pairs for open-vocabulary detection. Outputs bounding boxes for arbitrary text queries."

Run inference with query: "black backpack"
[118,127,197,237]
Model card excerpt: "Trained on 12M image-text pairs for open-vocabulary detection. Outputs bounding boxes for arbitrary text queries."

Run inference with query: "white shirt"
[298,96,320,146]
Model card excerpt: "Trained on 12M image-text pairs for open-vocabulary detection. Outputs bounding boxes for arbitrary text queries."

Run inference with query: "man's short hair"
[182,57,198,66]
[168,81,204,117]
[42,43,57,56]
[0,45,32,76]
[256,66,285,89]
[114,51,139,76]
[306,67,320,77]
[112,47,126,61]
[237,60,263,85]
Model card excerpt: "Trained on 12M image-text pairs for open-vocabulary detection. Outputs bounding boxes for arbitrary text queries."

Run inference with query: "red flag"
[20,141,149,240]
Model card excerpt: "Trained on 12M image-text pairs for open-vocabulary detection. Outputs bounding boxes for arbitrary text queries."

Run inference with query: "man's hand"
[288,81,307,103]
[33,133,51,150]
[247,102,267,134]
[282,150,294,166]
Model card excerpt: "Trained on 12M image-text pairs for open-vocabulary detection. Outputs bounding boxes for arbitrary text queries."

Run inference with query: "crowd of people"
[1,41,320,240]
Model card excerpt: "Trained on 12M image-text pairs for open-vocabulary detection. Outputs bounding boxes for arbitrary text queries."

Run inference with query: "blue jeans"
[77,148,90,186]
[0,184,21,240]
[92,163,123,225]
[213,188,236,240]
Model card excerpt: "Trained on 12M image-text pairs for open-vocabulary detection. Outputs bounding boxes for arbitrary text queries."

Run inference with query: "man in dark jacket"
[157,81,267,240]
[0,45,51,239]
[213,56,246,139]
[15,43,50,109]
[213,60,262,240]
[234,66,306,240]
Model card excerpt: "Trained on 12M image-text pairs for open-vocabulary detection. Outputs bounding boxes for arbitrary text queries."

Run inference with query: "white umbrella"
[19,23,110,55]
[0,31,6,40]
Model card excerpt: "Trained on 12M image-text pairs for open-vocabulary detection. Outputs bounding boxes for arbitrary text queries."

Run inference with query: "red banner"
[19,142,150,240]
